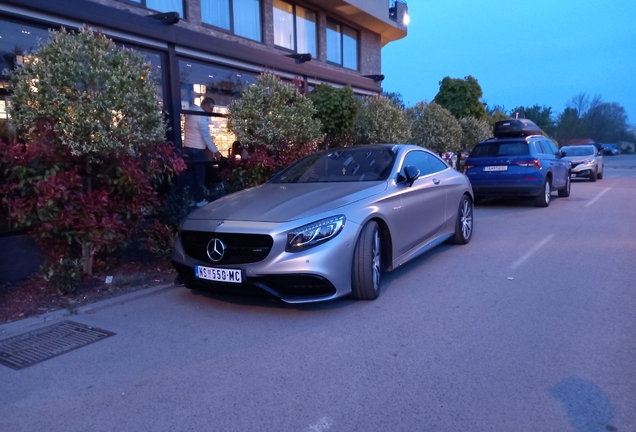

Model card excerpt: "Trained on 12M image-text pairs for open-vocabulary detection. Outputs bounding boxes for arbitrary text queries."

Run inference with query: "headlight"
[286,215,346,252]
[583,159,592,164]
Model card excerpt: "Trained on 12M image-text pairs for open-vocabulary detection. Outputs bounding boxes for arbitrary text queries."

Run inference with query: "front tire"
[451,194,473,244]
[589,169,597,182]
[351,221,382,300]
[558,173,571,197]
[535,177,551,207]
[597,169,603,180]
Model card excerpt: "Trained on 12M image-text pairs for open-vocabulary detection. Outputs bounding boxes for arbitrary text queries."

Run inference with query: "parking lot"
[1,156,635,432]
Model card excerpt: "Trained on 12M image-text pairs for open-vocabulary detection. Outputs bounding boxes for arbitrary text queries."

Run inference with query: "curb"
[0,282,176,338]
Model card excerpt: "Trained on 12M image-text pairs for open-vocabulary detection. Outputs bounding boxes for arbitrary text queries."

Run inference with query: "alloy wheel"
[461,198,473,240]
[372,230,381,291]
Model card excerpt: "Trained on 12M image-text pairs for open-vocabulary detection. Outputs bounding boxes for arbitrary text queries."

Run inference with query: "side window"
[544,140,559,155]
[534,141,546,154]
[425,153,449,173]
[401,150,433,177]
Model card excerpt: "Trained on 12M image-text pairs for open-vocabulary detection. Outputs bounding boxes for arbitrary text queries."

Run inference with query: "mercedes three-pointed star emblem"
[206,238,227,262]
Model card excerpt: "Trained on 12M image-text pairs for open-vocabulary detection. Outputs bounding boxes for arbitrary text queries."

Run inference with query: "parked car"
[560,145,604,181]
[463,119,571,207]
[172,145,474,303]
[602,144,619,156]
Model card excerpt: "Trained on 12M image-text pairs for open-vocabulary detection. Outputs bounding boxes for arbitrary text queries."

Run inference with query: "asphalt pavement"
[1,155,636,432]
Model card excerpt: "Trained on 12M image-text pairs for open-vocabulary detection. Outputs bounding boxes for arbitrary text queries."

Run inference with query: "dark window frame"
[326,18,359,71]
[117,0,186,18]
[272,1,317,56]
[200,0,264,43]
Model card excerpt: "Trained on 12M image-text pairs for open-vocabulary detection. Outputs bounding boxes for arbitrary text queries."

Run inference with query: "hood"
[561,156,594,163]
[188,182,387,222]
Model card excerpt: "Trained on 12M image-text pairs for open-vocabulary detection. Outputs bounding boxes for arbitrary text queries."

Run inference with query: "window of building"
[201,0,262,42]
[179,59,256,154]
[326,19,358,70]
[118,45,166,108]
[127,0,184,17]
[273,1,316,57]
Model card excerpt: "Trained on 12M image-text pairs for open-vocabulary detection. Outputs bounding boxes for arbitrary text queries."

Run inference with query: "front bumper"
[171,218,360,303]
[570,164,594,177]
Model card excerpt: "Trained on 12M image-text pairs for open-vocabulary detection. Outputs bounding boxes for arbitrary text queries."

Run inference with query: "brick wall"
[88,0,383,77]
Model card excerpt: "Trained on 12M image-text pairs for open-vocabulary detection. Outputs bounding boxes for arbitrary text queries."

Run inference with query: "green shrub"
[43,258,82,294]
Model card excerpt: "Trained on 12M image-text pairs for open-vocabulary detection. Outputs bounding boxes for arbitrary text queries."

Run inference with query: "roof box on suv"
[493,119,543,138]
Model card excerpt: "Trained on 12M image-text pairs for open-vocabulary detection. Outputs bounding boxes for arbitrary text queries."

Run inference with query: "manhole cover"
[0,320,116,370]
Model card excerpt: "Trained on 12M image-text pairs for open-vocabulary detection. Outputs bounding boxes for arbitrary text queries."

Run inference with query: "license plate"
[195,265,242,283]
[484,166,508,172]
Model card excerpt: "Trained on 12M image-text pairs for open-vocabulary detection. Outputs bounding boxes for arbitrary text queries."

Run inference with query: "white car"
[561,145,603,181]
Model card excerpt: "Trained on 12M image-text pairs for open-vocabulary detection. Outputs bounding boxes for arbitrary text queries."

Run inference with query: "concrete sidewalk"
[0,282,175,339]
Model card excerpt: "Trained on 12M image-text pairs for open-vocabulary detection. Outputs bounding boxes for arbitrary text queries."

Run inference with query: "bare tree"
[567,92,603,116]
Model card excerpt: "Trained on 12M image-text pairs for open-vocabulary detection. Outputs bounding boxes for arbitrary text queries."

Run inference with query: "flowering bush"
[2,26,180,287]
[0,137,185,285]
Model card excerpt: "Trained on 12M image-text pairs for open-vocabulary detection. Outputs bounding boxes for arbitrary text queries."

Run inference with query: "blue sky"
[381,0,636,125]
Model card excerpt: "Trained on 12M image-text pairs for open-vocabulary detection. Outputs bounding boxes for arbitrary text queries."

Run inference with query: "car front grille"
[180,231,274,265]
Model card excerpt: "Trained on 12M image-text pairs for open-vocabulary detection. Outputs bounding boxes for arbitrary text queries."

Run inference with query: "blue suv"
[464,119,570,207]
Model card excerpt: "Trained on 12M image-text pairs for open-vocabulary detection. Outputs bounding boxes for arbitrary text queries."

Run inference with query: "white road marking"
[510,234,554,270]
[585,187,611,207]
[306,417,333,432]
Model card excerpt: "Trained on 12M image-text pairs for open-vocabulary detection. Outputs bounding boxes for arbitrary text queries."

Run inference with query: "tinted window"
[469,142,529,157]
[273,148,396,183]
[401,151,432,177]
[562,146,595,157]
[534,141,547,154]
[544,140,559,155]
[425,153,449,173]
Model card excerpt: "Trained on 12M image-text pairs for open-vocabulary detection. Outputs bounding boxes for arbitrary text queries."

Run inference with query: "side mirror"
[559,150,566,158]
[403,165,420,186]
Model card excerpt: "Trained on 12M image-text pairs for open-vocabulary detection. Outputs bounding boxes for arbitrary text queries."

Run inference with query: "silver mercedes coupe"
[172,144,474,303]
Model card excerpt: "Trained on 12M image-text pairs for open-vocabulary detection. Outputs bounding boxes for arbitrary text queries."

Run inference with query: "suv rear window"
[469,142,529,158]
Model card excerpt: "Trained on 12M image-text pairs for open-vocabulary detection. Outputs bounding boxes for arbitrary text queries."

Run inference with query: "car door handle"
[433,178,441,185]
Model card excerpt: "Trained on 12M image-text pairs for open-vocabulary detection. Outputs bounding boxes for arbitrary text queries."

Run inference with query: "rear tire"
[351,221,382,300]
[558,174,571,197]
[535,177,551,207]
[590,169,597,182]
[451,195,473,244]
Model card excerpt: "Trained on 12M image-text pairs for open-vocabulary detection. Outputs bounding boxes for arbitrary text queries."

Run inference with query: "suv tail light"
[463,164,474,173]
[515,159,541,168]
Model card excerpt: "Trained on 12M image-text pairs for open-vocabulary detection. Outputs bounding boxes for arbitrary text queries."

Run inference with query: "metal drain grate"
[0,320,116,370]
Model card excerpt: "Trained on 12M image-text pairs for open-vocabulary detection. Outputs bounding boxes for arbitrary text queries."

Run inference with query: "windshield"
[271,147,397,183]
[469,142,529,158]
[562,146,595,157]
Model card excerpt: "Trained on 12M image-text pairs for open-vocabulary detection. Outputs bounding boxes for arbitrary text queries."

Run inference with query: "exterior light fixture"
[148,12,180,25]
[402,13,410,26]
[285,53,312,64]
[363,74,385,83]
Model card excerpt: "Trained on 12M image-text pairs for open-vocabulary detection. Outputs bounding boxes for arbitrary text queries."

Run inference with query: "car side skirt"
[391,233,453,270]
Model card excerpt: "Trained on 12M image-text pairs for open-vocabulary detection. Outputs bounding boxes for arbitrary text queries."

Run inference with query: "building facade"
[0,0,408,153]
[0,0,408,280]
